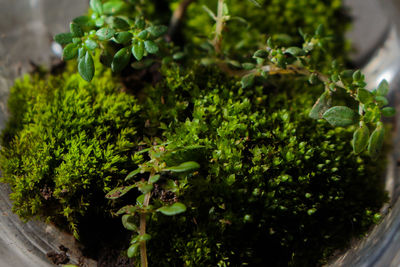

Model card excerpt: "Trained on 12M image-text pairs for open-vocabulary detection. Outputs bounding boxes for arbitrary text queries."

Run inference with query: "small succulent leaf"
[85,39,98,50]
[135,18,146,29]
[70,22,83,37]
[352,69,362,81]
[127,243,140,258]
[78,47,86,59]
[78,51,95,82]
[144,40,159,54]
[105,184,136,199]
[132,41,145,61]
[147,25,168,38]
[149,174,160,184]
[253,49,268,58]
[139,234,151,242]
[62,43,78,60]
[137,30,148,39]
[377,79,389,96]
[382,107,396,117]
[309,91,331,119]
[116,205,137,215]
[352,125,370,154]
[357,88,374,104]
[284,47,306,57]
[110,17,130,30]
[125,168,141,181]
[90,0,103,14]
[114,31,133,44]
[122,214,138,231]
[111,47,131,72]
[96,27,115,40]
[241,74,255,89]
[103,1,129,15]
[242,63,255,70]
[322,106,359,127]
[95,17,105,27]
[157,202,187,216]
[368,125,385,159]
[172,52,185,60]
[136,194,145,206]
[164,161,200,173]
[54,32,73,45]
[138,183,153,194]
[72,16,94,27]
[308,73,319,85]
[375,96,389,107]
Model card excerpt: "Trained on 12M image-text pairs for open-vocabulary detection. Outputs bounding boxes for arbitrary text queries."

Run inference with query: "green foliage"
[0,64,141,236]
[139,65,388,266]
[54,0,168,81]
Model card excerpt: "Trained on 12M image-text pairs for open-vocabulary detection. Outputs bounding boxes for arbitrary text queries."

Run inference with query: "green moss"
[141,65,387,266]
[0,65,142,235]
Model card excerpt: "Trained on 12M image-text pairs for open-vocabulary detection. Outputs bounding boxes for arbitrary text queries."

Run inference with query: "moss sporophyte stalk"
[0,0,392,266]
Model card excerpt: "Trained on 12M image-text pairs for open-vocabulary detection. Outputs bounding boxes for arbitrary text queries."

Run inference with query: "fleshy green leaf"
[137,30,148,39]
[368,124,385,159]
[309,91,331,120]
[70,22,83,37]
[125,168,141,181]
[127,243,140,258]
[241,74,255,89]
[352,70,362,81]
[253,49,268,58]
[377,79,389,96]
[96,28,115,41]
[122,215,138,231]
[131,58,154,70]
[116,205,137,215]
[62,43,78,60]
[54,32,73,45]
[132,41,145,61]
[138,183,153,194]
[72,16,94,27]
[105,184,136,199]
[284,47,306,57]
[352,125,370,154]
[90,0,103,14]
[144,40,159,54]
[322,106,359,127]
[78,51,95,82]
[375,96,388,107]
[157,202,187,216]
[85,39,98,50]
[149,174,160,184]
[147,25,168,38]
[382,107,396,117]
[110,17,130,30]
[111,47,131,72]
[242,63,255,70]
[164,161,200,173]
[103,0,128,15]
[357,88,374,104]
[114,31,133,44]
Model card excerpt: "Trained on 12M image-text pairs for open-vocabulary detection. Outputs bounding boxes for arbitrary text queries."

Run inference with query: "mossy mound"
[0,65,142,235]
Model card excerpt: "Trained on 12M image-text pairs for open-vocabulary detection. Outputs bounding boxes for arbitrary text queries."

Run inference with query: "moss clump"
[0,65,142,235]
[139,65,387,266]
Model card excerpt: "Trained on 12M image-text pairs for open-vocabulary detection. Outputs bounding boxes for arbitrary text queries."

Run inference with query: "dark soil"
[46,246,69,265]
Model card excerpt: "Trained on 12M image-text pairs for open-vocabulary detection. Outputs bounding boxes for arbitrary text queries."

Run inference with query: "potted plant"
[0,0,393,266]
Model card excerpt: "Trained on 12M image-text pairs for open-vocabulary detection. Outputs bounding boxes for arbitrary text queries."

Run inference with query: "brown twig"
[213,0,225,55]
